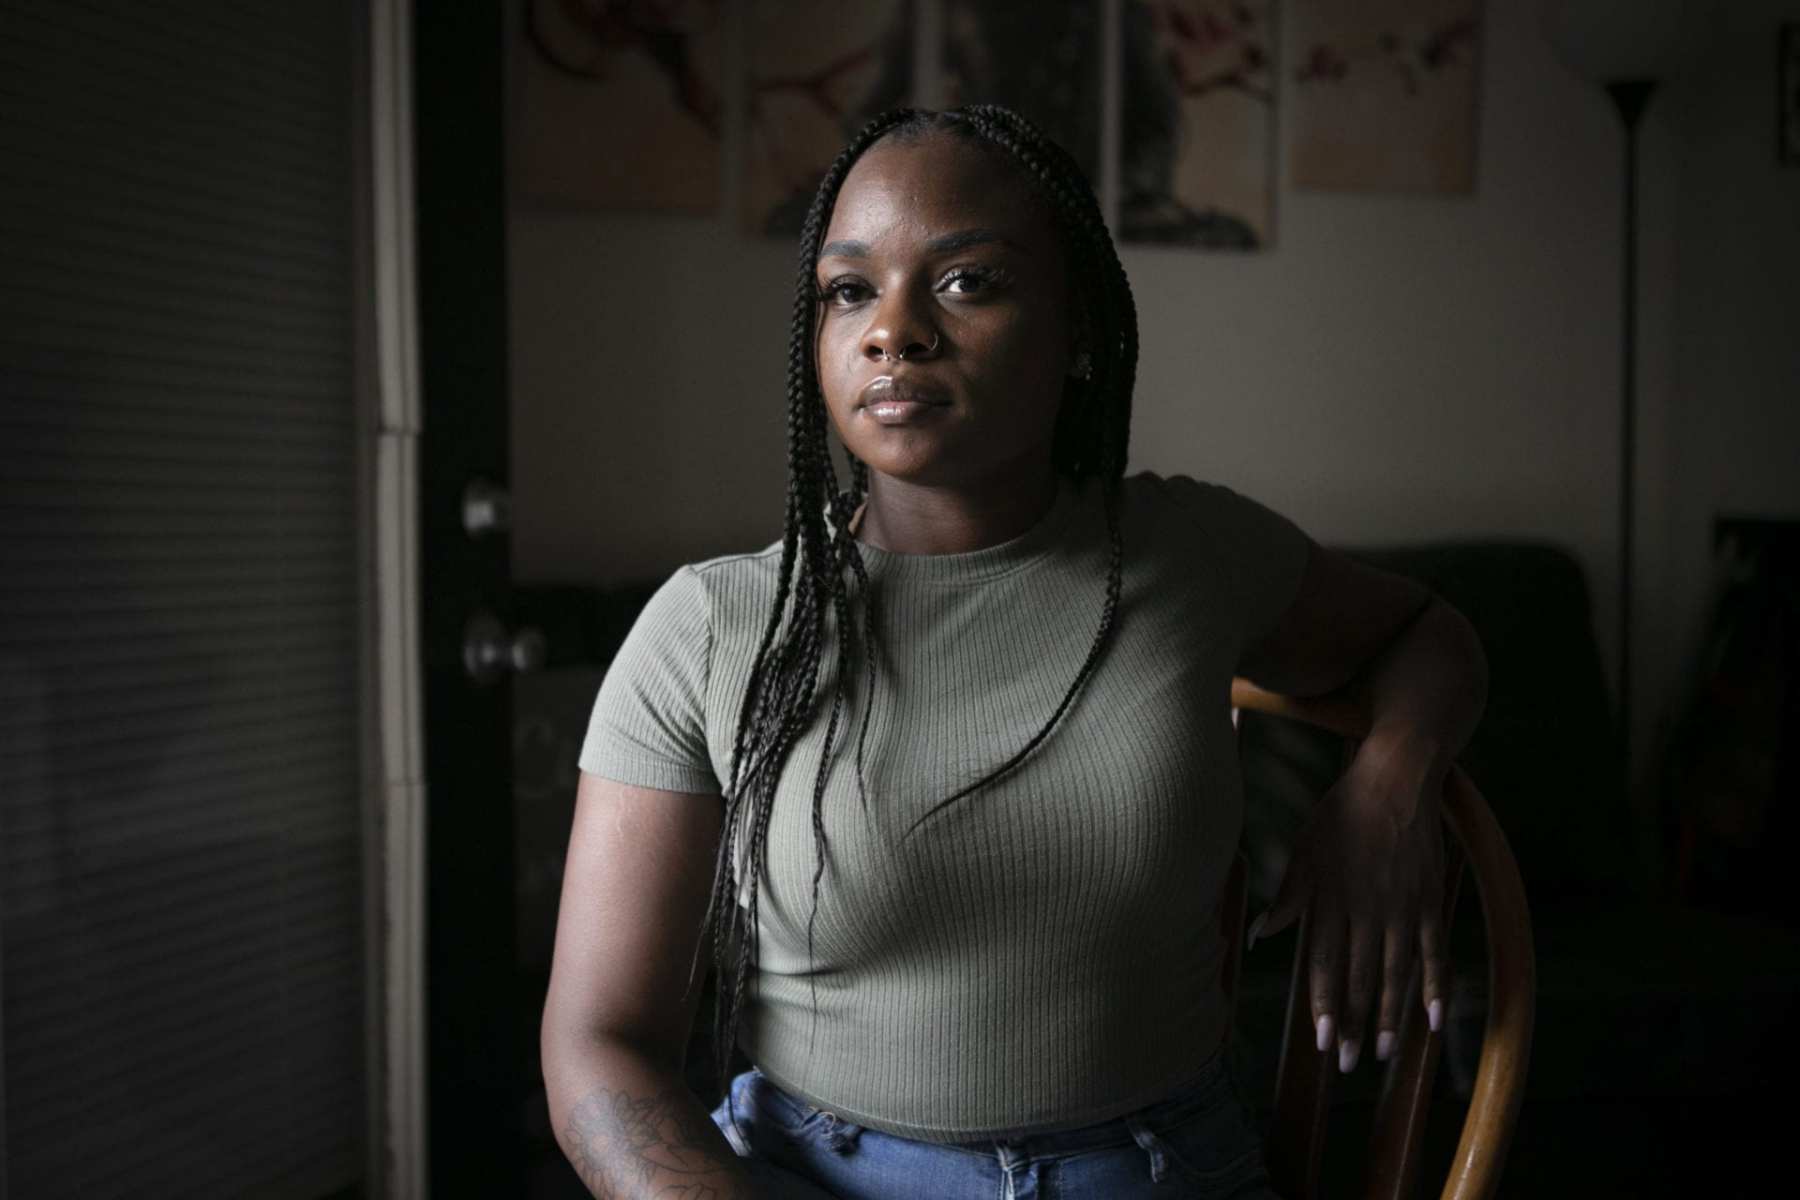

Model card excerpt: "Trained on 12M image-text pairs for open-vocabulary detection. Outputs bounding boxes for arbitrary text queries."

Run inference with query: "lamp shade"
[1541,0,1696,84]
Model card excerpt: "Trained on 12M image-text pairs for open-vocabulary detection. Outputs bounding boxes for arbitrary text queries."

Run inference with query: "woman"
[540,106,1488,1199]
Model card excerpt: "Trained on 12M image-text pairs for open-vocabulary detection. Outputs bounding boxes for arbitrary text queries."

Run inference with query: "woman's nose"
[862,294,940,363]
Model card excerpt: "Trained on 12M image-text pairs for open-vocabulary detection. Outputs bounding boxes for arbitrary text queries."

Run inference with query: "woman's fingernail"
[1339,1038,1361,1073]
[1315,1013,1334,1053]
[1247,912,1268,951]
[1376,1030,1397,1061]
[1428,998,1443,1034]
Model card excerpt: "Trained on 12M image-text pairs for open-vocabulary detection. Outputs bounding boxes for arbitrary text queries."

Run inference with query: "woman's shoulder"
[680,537,786,590]
[1116,468,1309,565]
[650,538,788,630]
[1119,468,1267,526]
[609,540,786,700]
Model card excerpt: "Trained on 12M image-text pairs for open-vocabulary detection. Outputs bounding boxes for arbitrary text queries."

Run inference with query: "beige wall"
[508,1,1800,862]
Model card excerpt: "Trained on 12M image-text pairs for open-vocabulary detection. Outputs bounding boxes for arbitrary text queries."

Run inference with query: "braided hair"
[704,105,1139,1094]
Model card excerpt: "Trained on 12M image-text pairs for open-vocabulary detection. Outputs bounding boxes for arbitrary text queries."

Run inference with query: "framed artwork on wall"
[511,1,1499,224]
[743,0,915,235]
[512,0,725,213]
[1120,0,1278,250]
[1287,0,1482,194]
[942,0,1104,188]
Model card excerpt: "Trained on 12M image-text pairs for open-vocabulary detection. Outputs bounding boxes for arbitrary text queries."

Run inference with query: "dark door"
[414,4,524,1193]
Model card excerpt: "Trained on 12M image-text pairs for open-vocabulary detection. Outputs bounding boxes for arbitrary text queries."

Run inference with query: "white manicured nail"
[1339,1038,1361,1073]
[1376,1030,1397,1061]
[1315,1013,1334,1053]
[1428,998,1443,1034]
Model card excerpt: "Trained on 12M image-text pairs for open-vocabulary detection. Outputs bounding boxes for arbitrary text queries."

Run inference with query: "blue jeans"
[709,1047,1280,1198]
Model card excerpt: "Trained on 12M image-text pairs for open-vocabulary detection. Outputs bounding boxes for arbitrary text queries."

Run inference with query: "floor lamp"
[1542,0,1689,778]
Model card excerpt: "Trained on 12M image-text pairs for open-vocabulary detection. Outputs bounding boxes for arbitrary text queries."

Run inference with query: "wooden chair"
[1225,680,1536,1200]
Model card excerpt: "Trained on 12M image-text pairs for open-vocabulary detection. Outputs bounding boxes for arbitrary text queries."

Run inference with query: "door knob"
[463,610,546,684]
[462,478,511,537]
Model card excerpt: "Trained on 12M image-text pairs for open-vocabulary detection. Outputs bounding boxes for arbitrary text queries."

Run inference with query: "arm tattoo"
[563,1084,752,1199]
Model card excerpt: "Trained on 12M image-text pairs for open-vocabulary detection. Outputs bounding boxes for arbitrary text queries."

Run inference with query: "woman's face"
[814,132,1075,490]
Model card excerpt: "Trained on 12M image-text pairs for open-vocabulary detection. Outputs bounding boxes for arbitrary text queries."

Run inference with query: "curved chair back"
[1228,680,1536,1200]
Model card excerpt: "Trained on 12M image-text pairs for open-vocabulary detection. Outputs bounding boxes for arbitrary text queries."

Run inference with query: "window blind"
[0,2,368,1195]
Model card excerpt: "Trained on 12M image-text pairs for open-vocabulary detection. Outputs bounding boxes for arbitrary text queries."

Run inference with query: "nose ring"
[888,333,940,362]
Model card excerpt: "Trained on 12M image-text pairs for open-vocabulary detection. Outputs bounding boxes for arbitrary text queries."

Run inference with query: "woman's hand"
[1247,725,1450,1073]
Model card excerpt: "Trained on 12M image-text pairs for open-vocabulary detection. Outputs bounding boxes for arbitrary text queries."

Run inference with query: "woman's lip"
[864,399,950,426]
[859,374,949,408]
[864,398,947,426]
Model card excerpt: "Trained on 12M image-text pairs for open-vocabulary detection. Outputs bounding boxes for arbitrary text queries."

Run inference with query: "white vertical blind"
[0,2,368,1196]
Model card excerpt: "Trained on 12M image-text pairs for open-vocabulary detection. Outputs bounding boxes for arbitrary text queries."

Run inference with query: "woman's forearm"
[1350,596,1489,822]
[544,1033,754,1200]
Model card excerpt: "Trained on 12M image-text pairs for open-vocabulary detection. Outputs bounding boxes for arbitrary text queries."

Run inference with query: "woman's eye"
[940,268,998,295]
[819,279,870,306]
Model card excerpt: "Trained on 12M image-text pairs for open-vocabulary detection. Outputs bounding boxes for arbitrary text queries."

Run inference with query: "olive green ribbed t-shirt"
[578,470,1310,1143]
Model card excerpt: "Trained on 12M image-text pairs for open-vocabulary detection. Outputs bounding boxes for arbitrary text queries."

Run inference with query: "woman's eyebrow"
[817,229,1019,262]
[925,228,1014,254]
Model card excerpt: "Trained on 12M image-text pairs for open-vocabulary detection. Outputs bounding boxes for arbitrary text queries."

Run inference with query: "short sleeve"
[577,566,721,795]
[1152,473,1313,657]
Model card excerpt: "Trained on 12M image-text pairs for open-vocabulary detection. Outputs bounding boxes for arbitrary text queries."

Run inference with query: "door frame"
[354,1,428,1197]
[412,1,523,1193]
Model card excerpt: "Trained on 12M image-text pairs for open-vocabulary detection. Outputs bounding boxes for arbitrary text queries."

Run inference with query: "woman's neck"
[850,466,1059,556]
